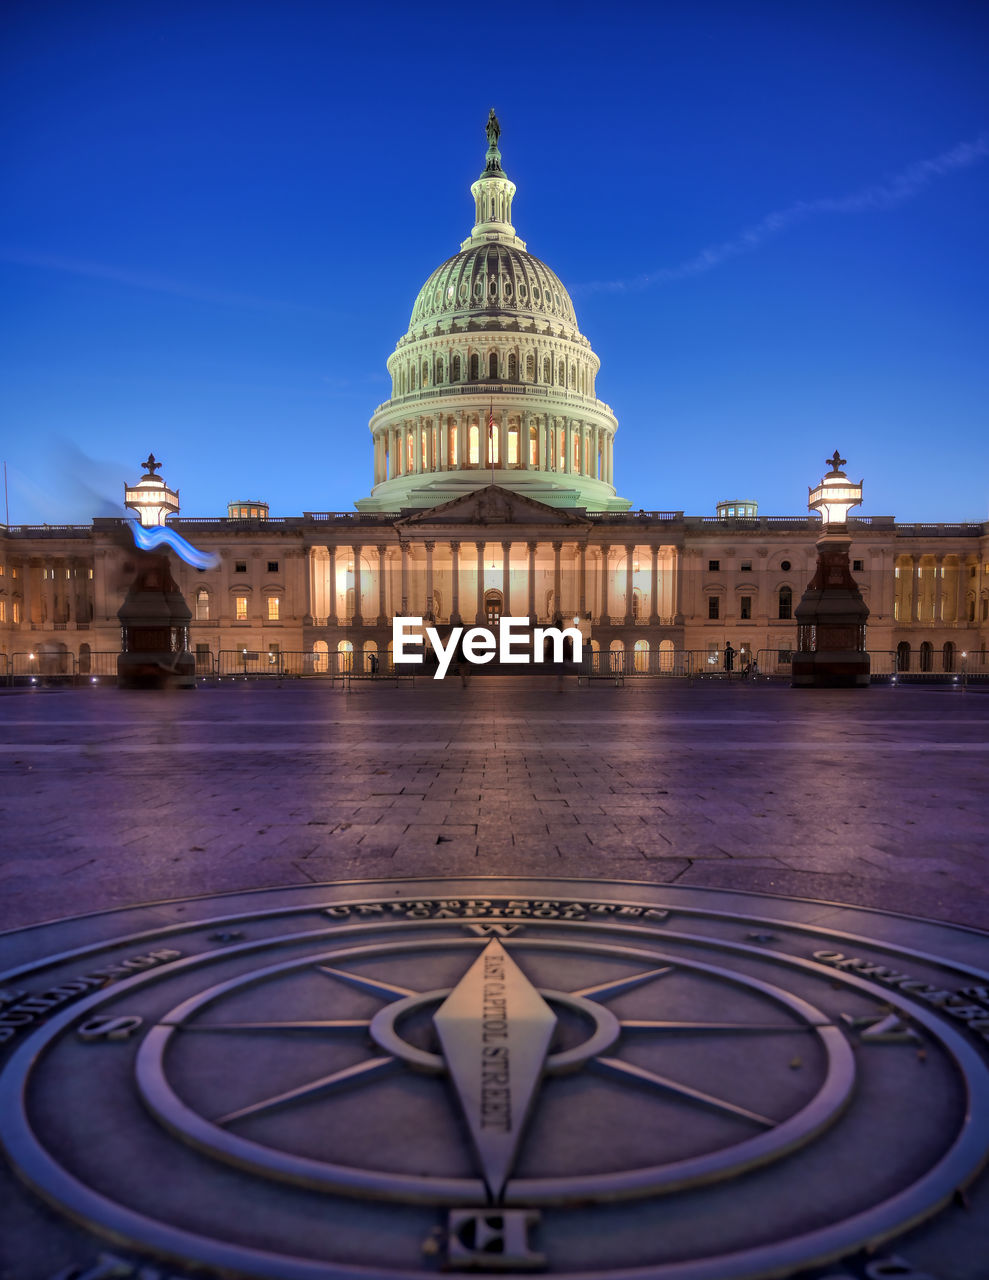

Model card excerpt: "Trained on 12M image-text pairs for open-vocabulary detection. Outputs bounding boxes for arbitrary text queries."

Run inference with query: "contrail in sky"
[580,134,989,293]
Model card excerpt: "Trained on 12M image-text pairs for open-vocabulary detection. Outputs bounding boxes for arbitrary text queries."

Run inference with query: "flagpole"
[488,402,494,485]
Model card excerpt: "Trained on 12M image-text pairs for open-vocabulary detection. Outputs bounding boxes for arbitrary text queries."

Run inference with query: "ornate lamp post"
[791,452,870,689]
[117,455,195,689]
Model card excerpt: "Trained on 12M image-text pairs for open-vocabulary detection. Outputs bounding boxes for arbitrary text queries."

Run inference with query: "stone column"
[521,414,530,470]
[327,547,338,625]
[564,421,573,475]
[414,420,423,474]
[351,546,363,625]
[537,417,547,471]
[904,555,917,623]
[956,558,969,624]
[424,541,435,618]
[673,550,685,624]
[377,545,388,625]
[400,542,409,615]
[624,545,635,623]
[458,414,467,471]
[578,544,587,617]
[475,541,486,625]
[650,546,660,623]
[934,556,943,624]
[599,545,611,621]
[552,542,563,618]
[41,559,55,626]
[450,541,461,624]
[527,541,537,622]
[499,411,508,472]
[501,541,512,615]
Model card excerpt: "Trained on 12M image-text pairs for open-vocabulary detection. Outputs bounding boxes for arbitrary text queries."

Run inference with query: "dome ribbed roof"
[409,243,577,331]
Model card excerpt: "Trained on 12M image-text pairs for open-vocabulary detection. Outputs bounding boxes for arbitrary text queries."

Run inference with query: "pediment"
[395,485,591,529]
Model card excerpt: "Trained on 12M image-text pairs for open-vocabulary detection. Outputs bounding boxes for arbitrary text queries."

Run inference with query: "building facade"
[2,118,988,679]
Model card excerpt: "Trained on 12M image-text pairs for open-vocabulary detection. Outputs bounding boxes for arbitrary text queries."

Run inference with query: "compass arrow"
[434,940,557,1204]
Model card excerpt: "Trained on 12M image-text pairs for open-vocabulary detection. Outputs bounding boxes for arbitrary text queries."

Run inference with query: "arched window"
[778,586,792,620]
[526,353,535,381]
[336,640,353,674]
[312,640,329,674]
[452,354,461,382]
[569,364,576,387]
[508,353,518,380]
[196,588,210,621]
[896,641,911,672]
[543,357,551,383]
[529,424,538,466]
[469,353,479,381]
[633,639,649,672]
[410,365,417,390]
[436,357,444,384]
[609,639,625,675]
[658,639,675,672]
[422,360,429,387]
[489,352,498,379]
[78,643,91,675]
[508,422,519,466]
[557,362,564,385]
[943,641,955,673]
[363,640,378,674]
[920,641,933,672]
[469,422,480,465]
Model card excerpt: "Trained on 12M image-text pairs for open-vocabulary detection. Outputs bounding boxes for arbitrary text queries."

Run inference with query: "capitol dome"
[356,112,629,514]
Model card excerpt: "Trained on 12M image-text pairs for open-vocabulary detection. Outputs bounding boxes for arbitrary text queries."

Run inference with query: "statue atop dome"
[483,108,504,175]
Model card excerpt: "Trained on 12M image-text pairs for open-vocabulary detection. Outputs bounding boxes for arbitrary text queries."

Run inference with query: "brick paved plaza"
[1,678,987,934]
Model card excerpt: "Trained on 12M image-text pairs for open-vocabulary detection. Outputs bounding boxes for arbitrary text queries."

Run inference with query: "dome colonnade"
[358,112,627,513]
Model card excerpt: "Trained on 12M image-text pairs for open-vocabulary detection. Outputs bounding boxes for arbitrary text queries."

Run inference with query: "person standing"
[724,642,736,677]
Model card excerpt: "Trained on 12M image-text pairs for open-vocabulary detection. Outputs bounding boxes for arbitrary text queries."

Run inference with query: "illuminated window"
[13,601,21,623]
[0,600,5,622]
[196,589,209,621]
[267,597,280,622]
[235,596,248,621]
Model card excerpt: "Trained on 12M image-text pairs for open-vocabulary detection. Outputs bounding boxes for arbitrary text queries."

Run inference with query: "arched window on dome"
[508,353,517,381]
[469,353,479,381]
[570,364,576,388]
[489,352,498,379]
[543,357,551,383]
[421,360,429,387]
[410,365,417,390]
[436,357,444,384]
[526,353,535,382]
[452,354,461,382]
[468,421,480,466]
[557,362,564,386]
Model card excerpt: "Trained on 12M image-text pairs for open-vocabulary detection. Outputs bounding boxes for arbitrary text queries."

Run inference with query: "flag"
[488,405,495,438]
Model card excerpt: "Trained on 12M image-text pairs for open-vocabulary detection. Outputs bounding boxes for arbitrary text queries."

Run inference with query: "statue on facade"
[486,109,500,149]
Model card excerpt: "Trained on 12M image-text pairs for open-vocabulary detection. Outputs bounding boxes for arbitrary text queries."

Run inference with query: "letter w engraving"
[466,924,523,937]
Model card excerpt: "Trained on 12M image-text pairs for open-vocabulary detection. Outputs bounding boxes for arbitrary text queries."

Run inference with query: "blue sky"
[2,0,987,525]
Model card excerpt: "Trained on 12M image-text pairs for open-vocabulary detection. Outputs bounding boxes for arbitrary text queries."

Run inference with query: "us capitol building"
[1,115,987,679]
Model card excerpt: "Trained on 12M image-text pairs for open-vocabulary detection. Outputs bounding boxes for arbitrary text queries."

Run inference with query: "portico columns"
[450,541,461,624]
[351,545,363,625]
[502,542,512,615]
[624,545,635,623]
[527,542,537,622]
[599,545,611,621]
[475,541,486,624]
[564,422,573,474]
[578,545,587,616]
[934,556,943,623]
[649,546,660,623]
[400,542,409,615]
[553,542,563,618]
[424,541,435,619]
[376,546,388,625]
[326,547,337,625]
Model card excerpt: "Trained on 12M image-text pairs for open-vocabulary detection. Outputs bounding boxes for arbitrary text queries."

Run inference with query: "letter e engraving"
[447,1209,545,1271]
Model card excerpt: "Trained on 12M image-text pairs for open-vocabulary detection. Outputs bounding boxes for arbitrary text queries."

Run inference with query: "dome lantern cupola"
[466,109,521,247]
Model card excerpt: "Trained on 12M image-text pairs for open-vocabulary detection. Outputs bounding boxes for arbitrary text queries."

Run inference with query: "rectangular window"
[0,600,5,622]
[235,596,248,621]
[708,560,720,572]
[708,596,719,620]
[267,597,280,621]
[267,561,279,574]
[778,649,793,665]
[235,561,247,573]
[740,596,751,620]
[740,561,751,572]
[852,560,863,572]
[12,602,21,623]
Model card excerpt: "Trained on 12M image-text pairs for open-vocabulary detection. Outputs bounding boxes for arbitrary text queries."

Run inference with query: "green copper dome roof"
[409,243,577,331]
